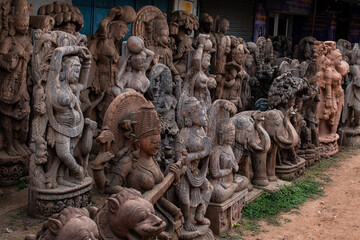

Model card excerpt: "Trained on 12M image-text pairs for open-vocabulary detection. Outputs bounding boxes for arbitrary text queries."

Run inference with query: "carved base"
[297,147,321,168]
[0,150,29,186]
[205,189,247,235]
[276,158,306,180]
[28,177,92,219]
[338,127,360,147]
[318,134,339,157]
[179,224,214,240]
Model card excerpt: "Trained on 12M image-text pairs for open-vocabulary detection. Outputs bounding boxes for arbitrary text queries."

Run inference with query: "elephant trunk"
[275,111,299,149]
[254,120,271,153]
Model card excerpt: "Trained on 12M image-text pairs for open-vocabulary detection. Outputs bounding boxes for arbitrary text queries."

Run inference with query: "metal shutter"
[200,0,255,41]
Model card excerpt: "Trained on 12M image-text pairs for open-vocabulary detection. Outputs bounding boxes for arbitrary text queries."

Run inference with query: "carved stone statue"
[112,36,154,96]
[25,207,99,240]
[340,46,360,146]
[272,35,292,59]
[132,6,182,98]
[169,10,199,78]
[86,5,136,125]
[213,18,231,99]
[0,0,33,186]
[94,187,166,240]
[37,1,84,34]
[207,100,248,202]
[245,42,261,107]
[294,36,316,63]
[196,13,216,54]
[178,34,215,128]
[255,37,274,100]
[176,96,214,237]
[92,91,184,239]
[231,111,271,187]
[148,64,179,171]
[315,41,349,156]
[337,39,352,63]
[29,29,94,218]
[267,62,306,178]
[220,37,250,111]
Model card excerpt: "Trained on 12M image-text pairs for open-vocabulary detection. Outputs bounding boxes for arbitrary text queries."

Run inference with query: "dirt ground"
[1,147,360,240]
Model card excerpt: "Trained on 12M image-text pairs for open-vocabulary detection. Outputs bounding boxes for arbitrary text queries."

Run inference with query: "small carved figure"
[26,207,99,240]
[169,10,199,78]
[87,5,136,124]
[272,35,292,59]
[255,37,274,99]
[342,47,360,128]
[315,41,348,152]
[178,34,215,128]
[213,18,231,99]
[176,96,213,231]
[132,6,182,98]
[231,111,271,187]
[112,36,154,96]
[37,1,84,34]
[148,64,179,171]
[207,100,249,202]
[94,187,166,240]
[294,36,316,63]
[196,13,216,54]
[0,0,32,157]
[221,37,250,111]
[337,39,352,63]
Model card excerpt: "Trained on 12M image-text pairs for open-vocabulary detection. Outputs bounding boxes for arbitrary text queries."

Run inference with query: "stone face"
[29,28,94,218]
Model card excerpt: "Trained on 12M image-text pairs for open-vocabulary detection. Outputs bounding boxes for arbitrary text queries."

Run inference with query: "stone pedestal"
[297,147,320,167]
[0,151,29,186]
[276,157,306,180]
[318,134,339,157]
[338,127,360,147]
[205,189,247,235]
[28,177,92,219]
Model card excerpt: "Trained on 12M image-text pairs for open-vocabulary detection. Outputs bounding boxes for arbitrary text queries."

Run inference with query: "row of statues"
[0,0,357,239]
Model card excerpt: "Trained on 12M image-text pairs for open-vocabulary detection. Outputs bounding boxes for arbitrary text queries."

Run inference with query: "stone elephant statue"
[231,111,271,187]
[263,108,299,181]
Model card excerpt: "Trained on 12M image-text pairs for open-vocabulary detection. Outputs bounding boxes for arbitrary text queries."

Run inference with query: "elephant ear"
[231,114,253,149]
[208,100,237,146]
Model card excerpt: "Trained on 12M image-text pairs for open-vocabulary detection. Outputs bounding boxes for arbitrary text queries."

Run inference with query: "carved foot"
[74,166,85,184]
[196,217,210,226]
[6,145,18,156]
[14,142,31,156]
[57,178,75,187]
[183,221,197,232]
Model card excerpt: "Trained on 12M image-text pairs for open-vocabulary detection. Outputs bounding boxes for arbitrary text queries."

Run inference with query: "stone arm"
[192,43,204,72]
[173,41,186,60]
[324,69,332,108]
[143,48,155,71]
[209,151,232,178]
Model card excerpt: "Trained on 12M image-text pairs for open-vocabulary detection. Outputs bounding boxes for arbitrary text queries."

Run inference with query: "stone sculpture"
[294,36,316,63]
[169,10,199,78]
[92,91,184,239]
[220,37,250,111]
[29,29,94,218]
[178,34,215,128]
[87,5,136,125]
[231,111,271,187]
[37,1,83,34]
[25,207,99,240]
[205,100,249,234]
[132,6,182,98]
[315,41,349,156]
[267,61,306,178]
[213,18,231,99]
[196,13,216,54]
[340,45,360,146]
[272,35,292,59]
[0,0,32,186]
[245,42,261,107]
[148,64,179,171]
[255,37,274,99]
[175,96,214,238]
[336,39,352,63]
[112,36,154,96]
[93,187,166,240]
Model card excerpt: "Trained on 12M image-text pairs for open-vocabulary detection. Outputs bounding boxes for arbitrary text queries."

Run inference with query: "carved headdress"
[133,102,161,140]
